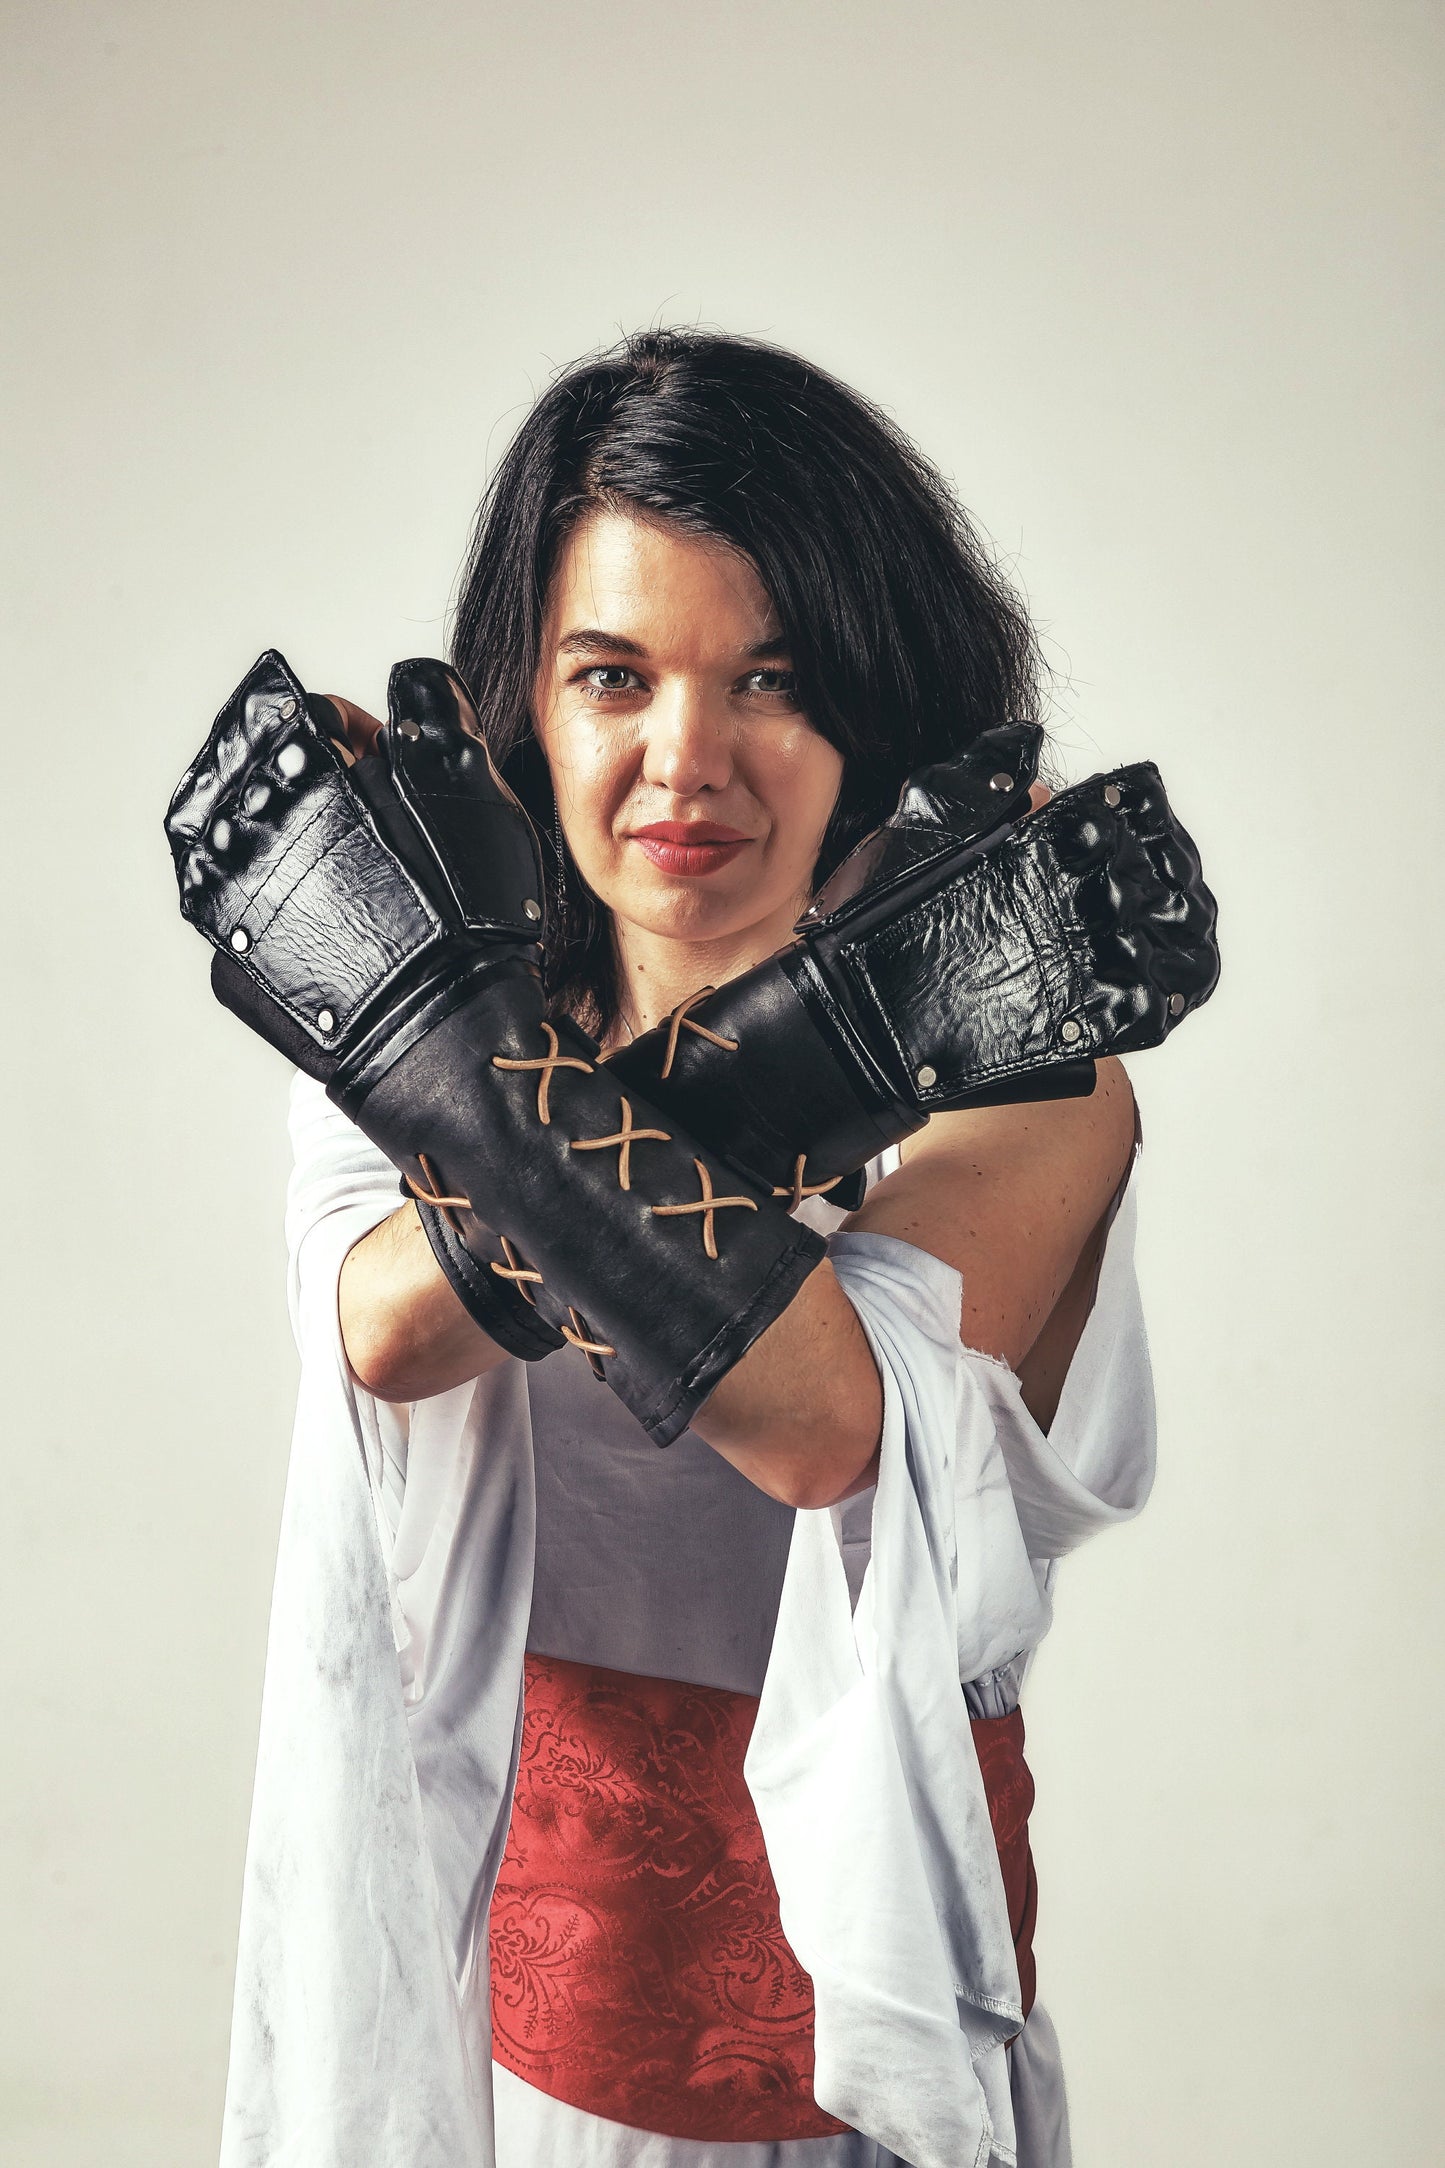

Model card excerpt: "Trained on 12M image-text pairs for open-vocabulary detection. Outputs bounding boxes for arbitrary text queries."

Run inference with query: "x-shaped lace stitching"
[570,1096,672,1191]
[652,1158,758,1260]
[493,1021,593,1124]
[771,1155,845,1212]
[562,1307,615,1378]
[406,1153,471,1231]
[490,1235,543,1307]
[658,988,740,1080]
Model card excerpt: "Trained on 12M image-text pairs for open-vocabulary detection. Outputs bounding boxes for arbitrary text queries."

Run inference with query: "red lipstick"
[628,822,752,877]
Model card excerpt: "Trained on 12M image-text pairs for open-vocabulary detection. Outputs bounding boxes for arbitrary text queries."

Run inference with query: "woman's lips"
[627,823,753,876]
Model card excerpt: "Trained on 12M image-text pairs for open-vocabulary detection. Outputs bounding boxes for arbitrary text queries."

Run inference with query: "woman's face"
[532,508,844,952]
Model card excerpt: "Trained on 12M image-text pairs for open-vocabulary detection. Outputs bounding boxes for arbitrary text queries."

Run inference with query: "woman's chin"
[604,875,771,949]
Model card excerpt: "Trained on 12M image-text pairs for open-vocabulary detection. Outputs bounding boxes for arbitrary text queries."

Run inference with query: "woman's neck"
[608,903,803,1047]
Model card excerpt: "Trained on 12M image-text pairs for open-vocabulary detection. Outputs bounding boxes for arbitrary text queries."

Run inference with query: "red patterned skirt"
[488,1651,1037,2143]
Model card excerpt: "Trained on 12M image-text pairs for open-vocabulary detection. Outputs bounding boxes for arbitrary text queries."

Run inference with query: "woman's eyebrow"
[554,628,794,661]
[556,628,648,658]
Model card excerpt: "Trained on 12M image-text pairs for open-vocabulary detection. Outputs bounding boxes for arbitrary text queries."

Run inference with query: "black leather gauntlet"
[165,651,823,1444]
[607,723,1220,1208]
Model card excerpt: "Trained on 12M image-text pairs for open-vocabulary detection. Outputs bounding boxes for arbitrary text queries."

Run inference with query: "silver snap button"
[523,898,541,921]
[989,772,1014,793]
[1060,1017,1083,1044]
[229,928,251,953]
[1168,991,1186,1016]
[317,1008,336,1033]
[916,1064,938,1089]
[398,716,421,741]
[1103,783,1122,808]
[277,698,298,722]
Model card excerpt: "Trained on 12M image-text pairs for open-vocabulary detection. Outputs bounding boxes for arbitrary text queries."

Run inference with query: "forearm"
[338,1201,512,1401]
[339,1194,880,1504]
[689,1261,883,1509]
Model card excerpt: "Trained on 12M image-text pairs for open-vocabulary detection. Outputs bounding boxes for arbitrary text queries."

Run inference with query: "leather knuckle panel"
[166,651,443,1044]
[1044,766,1220,1047]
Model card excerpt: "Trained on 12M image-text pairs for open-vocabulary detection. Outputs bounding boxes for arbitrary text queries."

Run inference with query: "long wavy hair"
[451,328,1045,1034]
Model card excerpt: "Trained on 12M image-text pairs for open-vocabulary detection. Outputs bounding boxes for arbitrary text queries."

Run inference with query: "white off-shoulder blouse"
[216,1073,1154,2168]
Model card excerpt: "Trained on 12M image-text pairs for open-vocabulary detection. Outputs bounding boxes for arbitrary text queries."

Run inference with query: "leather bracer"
[607,732,1219,1208]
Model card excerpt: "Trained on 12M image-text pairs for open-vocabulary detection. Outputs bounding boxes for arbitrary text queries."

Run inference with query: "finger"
[316,693,386,763]
[1027,781,1052,813]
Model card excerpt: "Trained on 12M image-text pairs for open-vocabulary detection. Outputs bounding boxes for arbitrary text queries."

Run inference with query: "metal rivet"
[522,898,541,921]
[317,1008,335,1033]
[398,716,421,740]
[989,772,1014,793]
[916,1063,938,1089]
[1169,991,1186,1016]
[1103,783,1122,808]
[278,698,298,722]
[229,927,251,953]
[1060,1017,1083,1045]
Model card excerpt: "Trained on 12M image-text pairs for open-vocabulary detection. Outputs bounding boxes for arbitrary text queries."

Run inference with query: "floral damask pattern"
[488,1651,1038,2141]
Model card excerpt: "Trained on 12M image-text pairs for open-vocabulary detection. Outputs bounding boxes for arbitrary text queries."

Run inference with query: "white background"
[4,2,1441,2161]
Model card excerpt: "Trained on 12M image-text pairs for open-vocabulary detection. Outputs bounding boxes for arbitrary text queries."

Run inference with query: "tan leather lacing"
[493,1022,594,1124]
[651,1158,758,1260]
[657,988,740,1080]
[571,1096,672,1192]
[771,1155,845,1212]
[562,1307,616,1379]
[490,1235,543,1307]
[407,1153,472,1231]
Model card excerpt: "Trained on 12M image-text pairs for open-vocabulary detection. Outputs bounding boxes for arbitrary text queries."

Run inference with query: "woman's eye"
[741,668,800,705]
[578,665,643,699]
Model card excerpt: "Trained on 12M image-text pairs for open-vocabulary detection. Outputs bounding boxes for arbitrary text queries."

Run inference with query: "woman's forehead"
[544,507,786,661]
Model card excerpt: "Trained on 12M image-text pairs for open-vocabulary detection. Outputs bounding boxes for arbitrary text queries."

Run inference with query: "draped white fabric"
[219,1074,1154,2168]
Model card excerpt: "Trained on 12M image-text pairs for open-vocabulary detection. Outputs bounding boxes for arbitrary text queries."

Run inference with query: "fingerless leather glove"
[606,723,1219,1209]
[165,651,824,1443]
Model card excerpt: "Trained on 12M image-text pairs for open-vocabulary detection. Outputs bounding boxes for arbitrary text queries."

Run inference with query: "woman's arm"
[691,1058,1137,1505]
[341,1060,1137,1506]
[339,1200,512,1400]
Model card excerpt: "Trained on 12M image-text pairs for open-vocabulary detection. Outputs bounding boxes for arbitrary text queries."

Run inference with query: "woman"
[170,330,1208,2168]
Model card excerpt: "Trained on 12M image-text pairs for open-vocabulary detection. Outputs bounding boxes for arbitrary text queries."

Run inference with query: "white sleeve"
[746,1178,1155,2168]
[222,1072,536,2168]
[747,1231,1045,2168]
[223,1072,498,2168]
[284,1068,414,1537]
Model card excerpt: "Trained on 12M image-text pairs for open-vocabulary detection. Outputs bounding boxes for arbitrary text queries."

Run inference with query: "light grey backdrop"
[4,2,1441,2162]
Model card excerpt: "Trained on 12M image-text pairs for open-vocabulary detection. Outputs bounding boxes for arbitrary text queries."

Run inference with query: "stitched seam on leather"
[1003,841,1075,1049]
[835,935,910,1081]
[841,877,987,1087]
[1026,831,1093,1032]
[250,834,444,1035]
[211,784,337,927]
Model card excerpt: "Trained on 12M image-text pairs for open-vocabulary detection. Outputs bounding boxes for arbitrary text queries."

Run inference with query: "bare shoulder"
[847,1059,1137,1369]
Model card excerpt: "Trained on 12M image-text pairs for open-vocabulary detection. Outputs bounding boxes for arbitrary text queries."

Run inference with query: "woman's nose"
[640,684,733,797]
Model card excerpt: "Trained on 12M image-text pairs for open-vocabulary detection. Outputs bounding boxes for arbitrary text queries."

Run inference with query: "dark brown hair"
[451,327,1044,1033]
